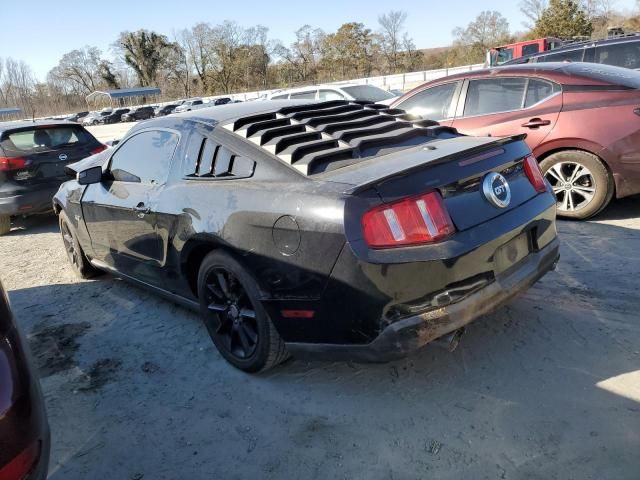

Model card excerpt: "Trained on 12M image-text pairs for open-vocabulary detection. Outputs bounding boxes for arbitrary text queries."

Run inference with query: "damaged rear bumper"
[286,237,559,362]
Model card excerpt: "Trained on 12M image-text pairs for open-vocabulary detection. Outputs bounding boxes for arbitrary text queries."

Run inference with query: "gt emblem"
[482,172,511,209]
[59,154,68,161]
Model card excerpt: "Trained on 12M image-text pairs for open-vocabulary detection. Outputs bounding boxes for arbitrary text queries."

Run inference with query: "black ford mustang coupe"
[54,100,559,372]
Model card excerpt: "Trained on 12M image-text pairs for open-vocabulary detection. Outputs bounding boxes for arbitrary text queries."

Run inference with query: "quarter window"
[109,130,179,184]
[463,78,527,117]
[396,82,458,120]
[524,79,560,107]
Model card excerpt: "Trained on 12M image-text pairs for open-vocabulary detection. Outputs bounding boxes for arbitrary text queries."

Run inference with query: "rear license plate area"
[494,232,531,275]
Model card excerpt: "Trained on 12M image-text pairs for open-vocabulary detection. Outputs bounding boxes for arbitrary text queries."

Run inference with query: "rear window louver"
[224,101,457,175]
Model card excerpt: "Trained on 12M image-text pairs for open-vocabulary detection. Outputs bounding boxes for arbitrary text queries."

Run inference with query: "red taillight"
[91,145,108,155]
[0,441,40,480]
[0,156,27,171]
[523,154,546,193]
[362,191,455,248]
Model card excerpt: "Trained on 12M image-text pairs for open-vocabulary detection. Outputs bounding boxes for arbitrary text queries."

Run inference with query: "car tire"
[0,215,10,236]
[59,212,101,279]
[197,251,288,373]
[539,150,614,220]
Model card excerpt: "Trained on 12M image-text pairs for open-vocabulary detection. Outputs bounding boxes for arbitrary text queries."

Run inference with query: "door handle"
[521,118,551,128]
[133,203,151,217]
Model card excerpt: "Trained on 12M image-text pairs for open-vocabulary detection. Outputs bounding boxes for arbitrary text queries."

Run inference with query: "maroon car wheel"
[540,150,614,219]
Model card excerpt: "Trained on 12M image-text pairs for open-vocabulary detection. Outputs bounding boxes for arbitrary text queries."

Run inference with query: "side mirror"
[77,166,103,185]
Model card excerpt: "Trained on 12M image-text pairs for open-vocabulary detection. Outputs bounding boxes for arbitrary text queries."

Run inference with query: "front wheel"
[539,150,614,220]
[197,251,288,373]
[59,212,101,279]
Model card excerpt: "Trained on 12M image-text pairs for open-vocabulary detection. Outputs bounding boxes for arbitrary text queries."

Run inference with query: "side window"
[319,89,345,101]
[463,78,527,117]
[595,42,640,69]
[522,43,540,56]
[109,130,179,184]
[524,78,560,107]
[396,82,458,120]
[540,48,584,62]
[187,138,255,179]
[290,90,317,99]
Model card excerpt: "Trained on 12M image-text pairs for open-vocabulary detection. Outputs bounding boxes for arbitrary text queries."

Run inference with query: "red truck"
[488,37,562,66]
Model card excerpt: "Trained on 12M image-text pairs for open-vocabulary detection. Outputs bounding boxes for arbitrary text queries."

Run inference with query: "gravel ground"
[1,197,639,480]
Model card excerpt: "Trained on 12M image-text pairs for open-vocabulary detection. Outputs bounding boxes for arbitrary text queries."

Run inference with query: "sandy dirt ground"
[1,197,639,480]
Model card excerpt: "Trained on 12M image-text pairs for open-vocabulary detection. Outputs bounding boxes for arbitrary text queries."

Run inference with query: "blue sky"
[1,0,638,80]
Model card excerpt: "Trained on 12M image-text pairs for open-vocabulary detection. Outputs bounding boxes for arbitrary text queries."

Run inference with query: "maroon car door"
[451,77,562,151]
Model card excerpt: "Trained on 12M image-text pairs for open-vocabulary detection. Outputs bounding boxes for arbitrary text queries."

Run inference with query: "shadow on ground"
[5,201,639,480]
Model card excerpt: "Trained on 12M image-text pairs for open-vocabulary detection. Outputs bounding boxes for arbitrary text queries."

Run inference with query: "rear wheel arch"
[182,237,257,299]
[535,146,616,194]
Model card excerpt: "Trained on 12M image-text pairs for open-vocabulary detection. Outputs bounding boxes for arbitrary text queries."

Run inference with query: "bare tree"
[520,0,549,28]
[378,10,408,73]
[47,46,103,95]
[181,23,214,94]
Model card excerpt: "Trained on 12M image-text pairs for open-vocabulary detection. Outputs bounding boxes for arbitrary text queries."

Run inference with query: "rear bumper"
[287,236,559,362]
[0,183,60,216]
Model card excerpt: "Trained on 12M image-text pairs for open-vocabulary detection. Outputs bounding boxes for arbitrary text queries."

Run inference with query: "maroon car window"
[110,130,179,184]
[397,82,458,120]
[464,78,527,117]
[524,79,560,108]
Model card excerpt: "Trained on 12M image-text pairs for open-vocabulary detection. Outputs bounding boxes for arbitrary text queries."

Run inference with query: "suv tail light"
[523,154,546,193]
[0,156,27,171]
[91,145,108,155]
[362,191,455,248]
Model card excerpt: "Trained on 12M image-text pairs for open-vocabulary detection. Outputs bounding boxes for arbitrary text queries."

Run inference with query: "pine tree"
[534,0,593,38]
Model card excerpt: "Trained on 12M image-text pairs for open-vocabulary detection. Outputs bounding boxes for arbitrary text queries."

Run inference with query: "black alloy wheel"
[204,267,259,360]
[197,251,288,373]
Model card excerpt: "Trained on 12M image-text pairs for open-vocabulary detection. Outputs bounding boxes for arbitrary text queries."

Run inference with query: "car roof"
[0,119,80,133]
[512,33,640,63]
[414,62,640,85]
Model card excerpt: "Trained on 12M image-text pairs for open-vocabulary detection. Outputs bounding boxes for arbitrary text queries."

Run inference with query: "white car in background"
[174,98,204,113]
[267,83,399,104]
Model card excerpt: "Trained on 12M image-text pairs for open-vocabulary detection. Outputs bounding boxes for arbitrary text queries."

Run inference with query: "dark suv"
[100,108,130,125]
[0,121,105,235]
[505,34,640,70]
[121,106,155,122]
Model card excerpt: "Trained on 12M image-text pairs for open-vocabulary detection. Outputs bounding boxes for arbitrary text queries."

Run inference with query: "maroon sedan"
[0,280,49,480]
[392,62,640,219]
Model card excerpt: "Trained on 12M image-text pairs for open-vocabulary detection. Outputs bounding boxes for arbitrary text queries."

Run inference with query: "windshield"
[341,85,396,102]
[496,47,514,65]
